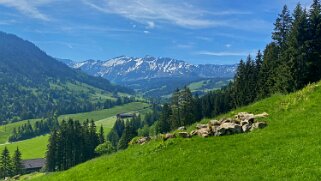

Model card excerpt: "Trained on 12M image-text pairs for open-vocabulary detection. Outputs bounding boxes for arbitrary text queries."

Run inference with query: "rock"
[222,118,233,123]
[242,124,251,132]
[254,112,269,118]
[236,112,255,121]
[197,128,211,137]
[209,120,221,126]
[251,122,267,131]
[190,130,198,136]
[240,119,254,126]
[217,123,242,136]
[178,132,190,138]
[196,124,208,129]
[136,136,151,144]
[177,126,186,131]
[163,133,176,140]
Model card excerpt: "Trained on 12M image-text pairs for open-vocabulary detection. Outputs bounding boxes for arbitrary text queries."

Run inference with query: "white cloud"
[197,51,253,56]
[0,0,52,21]
[225,44,232,48]
[146,21,155,29]
[82,0,232,29]
[143,30,150,34]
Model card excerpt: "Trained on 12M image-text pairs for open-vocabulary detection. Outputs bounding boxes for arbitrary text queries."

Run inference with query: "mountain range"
[67,56,236,83]
[61,56,236,97]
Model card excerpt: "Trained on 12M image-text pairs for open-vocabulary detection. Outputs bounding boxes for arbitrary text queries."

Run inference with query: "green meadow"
[0,102,150,159]
[35,82,321,180]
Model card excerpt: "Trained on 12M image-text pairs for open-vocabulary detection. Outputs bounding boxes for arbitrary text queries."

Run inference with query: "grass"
[0,102,149,144]
[0,135,49,159]
[34,81,321,180]
[58,102,149,123]
[0,119,40,144]
[0,102,151,159]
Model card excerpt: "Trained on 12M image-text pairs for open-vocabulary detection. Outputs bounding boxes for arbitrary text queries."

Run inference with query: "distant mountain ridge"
[66,56,236,83]
[0,31,132,122]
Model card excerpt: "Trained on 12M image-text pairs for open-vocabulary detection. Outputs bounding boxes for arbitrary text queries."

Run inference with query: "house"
[22,158,45,173]
[116,113,136,119]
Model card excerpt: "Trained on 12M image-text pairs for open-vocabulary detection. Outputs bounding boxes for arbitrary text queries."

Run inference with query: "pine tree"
[0,147,12,178]
[272,5,293,48]
[286,3,310,90]
[12,147,22,176]
[46,129,57,171]
[170,89,181,129]
[257,43,279,99]
[156,103,171,133]
[99,125,105,144]
[117,124,136,150]
[307,0,321,82]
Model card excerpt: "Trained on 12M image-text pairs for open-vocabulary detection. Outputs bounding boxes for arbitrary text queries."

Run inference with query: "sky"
[0,0,312,64]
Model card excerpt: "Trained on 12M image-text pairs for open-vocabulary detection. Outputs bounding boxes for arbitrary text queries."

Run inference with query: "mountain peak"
[65,56,236,83]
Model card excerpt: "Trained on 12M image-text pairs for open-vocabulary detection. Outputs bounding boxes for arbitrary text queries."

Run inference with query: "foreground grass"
[0,102,151,159]
[35,82,321,180]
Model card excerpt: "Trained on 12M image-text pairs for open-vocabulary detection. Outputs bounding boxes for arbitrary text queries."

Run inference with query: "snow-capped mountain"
[68,56,236,83]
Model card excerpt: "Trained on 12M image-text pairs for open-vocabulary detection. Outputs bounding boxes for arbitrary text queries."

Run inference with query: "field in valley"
[0,102,151,159]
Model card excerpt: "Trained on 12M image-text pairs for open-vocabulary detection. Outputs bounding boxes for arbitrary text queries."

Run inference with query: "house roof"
[22,158,45,169]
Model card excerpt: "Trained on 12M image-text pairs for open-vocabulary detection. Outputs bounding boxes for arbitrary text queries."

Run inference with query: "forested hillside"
[0,32,133,123]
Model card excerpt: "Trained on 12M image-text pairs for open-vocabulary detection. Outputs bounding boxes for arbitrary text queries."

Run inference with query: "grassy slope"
[35,82,321,180]
[0,102,150,159]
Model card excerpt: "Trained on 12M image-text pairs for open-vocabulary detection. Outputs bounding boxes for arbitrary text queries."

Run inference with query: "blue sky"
[0,0,312,64]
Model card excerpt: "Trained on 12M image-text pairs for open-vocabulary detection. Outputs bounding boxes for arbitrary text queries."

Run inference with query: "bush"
[95,141,115,156]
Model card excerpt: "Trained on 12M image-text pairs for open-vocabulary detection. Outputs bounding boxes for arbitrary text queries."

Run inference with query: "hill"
[0,102,151,159]
[0,31,132,123]
[34,81,321,180]
[61,56,235,97]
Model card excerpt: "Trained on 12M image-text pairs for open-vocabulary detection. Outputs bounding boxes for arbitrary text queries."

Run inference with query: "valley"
[0,102,151,159]
[1,0,321,180]
[61,57,235,97]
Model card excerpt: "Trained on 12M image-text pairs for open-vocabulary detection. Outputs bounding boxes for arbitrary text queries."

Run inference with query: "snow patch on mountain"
[65,56,236,83]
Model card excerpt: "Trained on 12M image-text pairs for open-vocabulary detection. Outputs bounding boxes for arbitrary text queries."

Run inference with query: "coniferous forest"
[154,1,321,133]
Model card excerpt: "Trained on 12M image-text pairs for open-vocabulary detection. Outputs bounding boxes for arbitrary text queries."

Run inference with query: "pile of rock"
[133,112,268,144]
[183,112,268,138]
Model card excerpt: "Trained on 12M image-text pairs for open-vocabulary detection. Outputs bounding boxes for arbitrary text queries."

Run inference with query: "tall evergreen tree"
[286,4,310,90]
[0,147,12,178]
[99,125,105,144]
[307,0,321,82]
[272,5,293,48]
[12,147,22,176]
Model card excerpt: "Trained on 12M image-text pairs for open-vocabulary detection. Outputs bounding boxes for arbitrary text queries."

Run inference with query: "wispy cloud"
[82,0,250,29]
[0,0,52,21]
[197,50,254,56]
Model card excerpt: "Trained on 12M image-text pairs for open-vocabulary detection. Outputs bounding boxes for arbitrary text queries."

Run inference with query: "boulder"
[217,123,242,136]
[197,128,211,137]
[209,120,221,126]
[254,112,269,118]
[251,122,267,131]
[136,136,151,145]
[236,112,255,121]
[177,126,186,131]
[163,133,176,140]
[190,130,198,136]
[196,124,208,129]
[178,132,190,138]
[242,124,251,132]
[240,119,254,126]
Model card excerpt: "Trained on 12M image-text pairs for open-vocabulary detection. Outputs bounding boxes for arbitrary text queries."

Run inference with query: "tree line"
[0,147,23,179]
[154,0,321,133]
[46,119,102,171]
[9,117,59,142]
